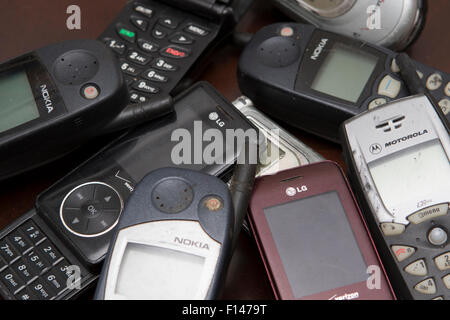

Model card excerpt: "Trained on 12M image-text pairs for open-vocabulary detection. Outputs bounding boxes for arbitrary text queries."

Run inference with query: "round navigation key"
[60,182,123,237]
[257,36,300,68]
[428,227,448,246]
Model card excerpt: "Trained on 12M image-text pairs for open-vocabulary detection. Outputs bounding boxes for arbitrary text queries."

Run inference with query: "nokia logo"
[209,111,225,127]
[40,84,54,113]
[311,39,328,60]
[384,130,428,148]
[174,237,210,250]
[285,185,308,197]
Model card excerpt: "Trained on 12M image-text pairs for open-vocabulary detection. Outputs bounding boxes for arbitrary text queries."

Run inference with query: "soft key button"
[381,222,405,236]
[407,204,448,224]
[404,259,427,276]
[378,75,401,98]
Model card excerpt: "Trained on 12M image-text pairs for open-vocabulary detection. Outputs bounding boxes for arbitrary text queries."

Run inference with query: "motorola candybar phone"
[94,168,234,300]
[0,82,256,300]
[341,94,450,300]
[0,39,128,181]
[232,96,323,177]
[238,23,450,142]
[100,0,254,104]
[248,161,394,300]
[271,0,425,50]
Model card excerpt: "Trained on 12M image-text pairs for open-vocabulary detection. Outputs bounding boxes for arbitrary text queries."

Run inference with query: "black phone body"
[0,39,128,181]
[94,168,233,300]
[0,82,256,300]
[238,23,450,142]
[100,0,253,104]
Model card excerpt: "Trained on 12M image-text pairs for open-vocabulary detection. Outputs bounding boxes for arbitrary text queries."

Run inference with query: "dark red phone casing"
[248,161,395,300]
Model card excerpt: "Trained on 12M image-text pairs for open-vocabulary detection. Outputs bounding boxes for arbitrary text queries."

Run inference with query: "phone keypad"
[414,278,437,295]
[434,252,450,271]
[101,0,216,104]
[0,220,84,300]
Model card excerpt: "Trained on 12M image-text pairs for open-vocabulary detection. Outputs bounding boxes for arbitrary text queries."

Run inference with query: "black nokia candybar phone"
[238,23,450,142]
[0,39,128,181]
[0,82,256,300]
[101,0,254,104]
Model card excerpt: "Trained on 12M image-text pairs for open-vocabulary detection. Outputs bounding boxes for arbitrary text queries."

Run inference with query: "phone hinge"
[161,0,231,21]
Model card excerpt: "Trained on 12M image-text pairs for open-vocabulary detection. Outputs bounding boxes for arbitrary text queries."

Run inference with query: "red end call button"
[161,46,189,59]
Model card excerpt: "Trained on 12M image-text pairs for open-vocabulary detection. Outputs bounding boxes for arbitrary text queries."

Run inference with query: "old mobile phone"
[341,94,450,300]
[101,0,254,104]
[0,39,128,181]
[0,82,256,300]
[238,23,450,142]
[271,0,425,50]
[248,161,394,300]
[94,168,233,300]
[233,96,323,177]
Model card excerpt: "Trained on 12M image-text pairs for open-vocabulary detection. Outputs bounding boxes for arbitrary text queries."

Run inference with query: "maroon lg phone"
[248,161,395,300]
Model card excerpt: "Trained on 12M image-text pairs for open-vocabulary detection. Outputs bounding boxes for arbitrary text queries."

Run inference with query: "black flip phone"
[101,0,254,104]
[0,82,256,300]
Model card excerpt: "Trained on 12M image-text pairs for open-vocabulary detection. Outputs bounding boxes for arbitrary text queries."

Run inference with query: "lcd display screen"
[0,69,39,133]
[264,191,367,298]
[369,140,450,217]
[115,242,205,299]
[310,43,378,103]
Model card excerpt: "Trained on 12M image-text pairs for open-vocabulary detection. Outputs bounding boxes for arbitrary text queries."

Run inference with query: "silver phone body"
[232,96,323,178]
[272,0,424,50]
[343,94,450,228]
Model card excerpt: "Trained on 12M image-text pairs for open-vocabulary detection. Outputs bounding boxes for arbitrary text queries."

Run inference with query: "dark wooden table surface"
[0,1,449,300]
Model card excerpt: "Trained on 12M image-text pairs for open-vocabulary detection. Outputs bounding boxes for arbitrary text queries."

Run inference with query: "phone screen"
[264,191,367,298]
[0,69,39,133]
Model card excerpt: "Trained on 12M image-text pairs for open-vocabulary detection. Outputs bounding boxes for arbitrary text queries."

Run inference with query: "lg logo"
[209,112,225,127]
[286,185,308,197]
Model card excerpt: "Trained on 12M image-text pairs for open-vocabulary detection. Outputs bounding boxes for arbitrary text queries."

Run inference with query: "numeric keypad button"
[19,221,45,245]
[44,269,68,295]
[0,257,6,271]
[26,250,51,274]
[103,38,127,55]
[12,260,35,283]
[404,259,428,276]
[142,69,168,82]
[426,73,443,91]
[0,239,20,264]
[130,91,149,103]
[30,278,54,300]
[0,269,24,293]
[414,278,437,295]
[127,50,151,65]
[442,274,450,289]
[15,287,36,301]
[8,231,32,254]
[434,252,450,271]
[38,240,63,265]
[152,58,177,72]
[133,80,160,94]
[120,61,142,76]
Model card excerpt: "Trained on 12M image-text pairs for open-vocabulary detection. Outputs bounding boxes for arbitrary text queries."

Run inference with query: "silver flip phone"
[232,96,323,177]
[272,0,425,50]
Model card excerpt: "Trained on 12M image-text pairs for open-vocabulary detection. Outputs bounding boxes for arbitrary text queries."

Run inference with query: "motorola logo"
[209,112,219,121]
[369,143,382,155]
[286,185,308,196]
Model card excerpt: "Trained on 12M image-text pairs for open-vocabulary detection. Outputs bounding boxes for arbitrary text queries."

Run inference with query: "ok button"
[82,202,103,219]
